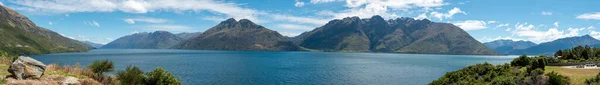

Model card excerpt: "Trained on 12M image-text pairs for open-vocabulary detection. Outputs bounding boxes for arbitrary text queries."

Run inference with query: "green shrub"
[546,71,570,85]
[117,65,146,85]
[88,59,114,74]
[585,73,600,85]
[117,65,182,85]
[511,55,531,67]
[146,67,182,85]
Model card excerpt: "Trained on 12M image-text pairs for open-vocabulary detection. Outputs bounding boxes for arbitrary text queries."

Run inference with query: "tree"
[554,50,562,57]
[117,65,146,85]
[511,55,531,67]
[586,73,600,85]
[88,59,114,74]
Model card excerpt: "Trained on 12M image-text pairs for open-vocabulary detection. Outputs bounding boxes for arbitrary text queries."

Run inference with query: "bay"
[31,49,517,85]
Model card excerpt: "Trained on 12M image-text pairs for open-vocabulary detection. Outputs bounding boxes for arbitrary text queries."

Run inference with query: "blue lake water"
[31,49,517,85]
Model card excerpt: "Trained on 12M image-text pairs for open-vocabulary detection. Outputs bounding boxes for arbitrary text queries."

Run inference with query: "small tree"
[88,59,114,74]
[117,65,146,85]
[146,67,182,85]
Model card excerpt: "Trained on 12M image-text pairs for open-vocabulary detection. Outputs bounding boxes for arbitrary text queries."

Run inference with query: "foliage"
[554,45,600,62]
[88,59,114,74]
[511,55,531,67]
[117,65,182,85]
[117,65,146,85]
[585,73,600,85]
[547,71,570,85]
[146,67,182,85]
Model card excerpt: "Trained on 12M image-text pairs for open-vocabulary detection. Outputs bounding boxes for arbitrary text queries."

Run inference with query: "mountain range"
[483,40,537,54]
[0,5,92,55]
[171,18,302,51]
[506,35,600,55]
[81,41,104,48]
[101,31,184,49]
[295,16,498,55]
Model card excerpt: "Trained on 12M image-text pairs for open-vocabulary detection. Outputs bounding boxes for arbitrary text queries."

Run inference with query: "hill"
[101,31,184,49]
[484,39,537,54]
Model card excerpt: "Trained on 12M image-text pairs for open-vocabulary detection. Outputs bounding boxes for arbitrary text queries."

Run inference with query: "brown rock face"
[8,56,46,80]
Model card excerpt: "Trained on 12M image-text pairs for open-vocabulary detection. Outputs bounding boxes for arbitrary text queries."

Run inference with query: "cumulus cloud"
[123,17,168,24]
[430,7,466,20]
[271,14,330,25]
[577,12,600,20]
[553,22,559,27]
[84,21,100,27]
[591,31,600,40]
[295,1,305,7]
[0,1,3,6]
[48,22,53,25]
[453,20,488,31]
[480,36,524,43]
[541,11,552,15]
[509,22,586,43]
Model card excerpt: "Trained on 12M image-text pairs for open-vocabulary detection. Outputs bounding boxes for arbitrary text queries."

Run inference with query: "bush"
[117,65,146,85]
[117,65,182,85]
[585,73,600,85]
[546,71,570,85]
[511,55,531,67]
[88,59,114,74]
[146,67,182,85]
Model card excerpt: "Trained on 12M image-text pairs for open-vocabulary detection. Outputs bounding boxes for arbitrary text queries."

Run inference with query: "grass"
[545,66,600,85]
[44,70,88,79]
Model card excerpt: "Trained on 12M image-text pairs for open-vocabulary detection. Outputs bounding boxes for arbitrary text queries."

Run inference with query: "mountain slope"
[82,41,103,48]
[508,35,600,55]
[101,31,184,49]
[483,40,537,54]
[176,32,202,39]
[295,15,497,55]
[0,6,92,55]
[172,18,301,51]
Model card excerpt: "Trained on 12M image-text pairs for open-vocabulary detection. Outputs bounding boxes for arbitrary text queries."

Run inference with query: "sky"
[0,0,599,44]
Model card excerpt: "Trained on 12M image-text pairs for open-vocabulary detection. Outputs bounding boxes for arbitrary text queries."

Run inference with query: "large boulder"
[8,56,46,80]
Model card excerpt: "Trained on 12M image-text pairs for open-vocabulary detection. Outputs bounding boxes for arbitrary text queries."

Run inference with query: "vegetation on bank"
[0,55,181,85]
[431,45,600,85]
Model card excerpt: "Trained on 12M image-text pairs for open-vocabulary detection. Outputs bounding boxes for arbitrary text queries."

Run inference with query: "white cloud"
[541,11,552,15]
[276,24,315,30]
[591,31,600,40]
[415,13,428,20]
[553,22,559,27]
[271,14,330,25]
[8,0,263,22]
[496,23,509,28]
[344,0,445,9]
[0,1,4,6]
[84,21,100,27]
[310,0,342,4]
[510,22,584,43]
[123,17,168,24]
[505,28,511,31]
[430,7,466,20]
[295,1,305,7]
[453,20,487,31]
[480,36,524,43]
[487,21,496,24]
[48,22,53,25]
[576,12,600,20]
[279,32,303,37]
[201,16,229,22]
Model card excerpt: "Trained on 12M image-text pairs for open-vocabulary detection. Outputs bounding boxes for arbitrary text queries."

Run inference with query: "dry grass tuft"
[46,63,120,85]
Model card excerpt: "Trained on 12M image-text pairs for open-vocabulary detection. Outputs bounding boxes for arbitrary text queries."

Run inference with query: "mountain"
[176,32,202,39]
[295,15,498,55]
[101,31,184,49]
[82,41,103,48]
[0,6,92,55]
[508,35,600,55]
[483,40,537,54]
[172,18,301,51]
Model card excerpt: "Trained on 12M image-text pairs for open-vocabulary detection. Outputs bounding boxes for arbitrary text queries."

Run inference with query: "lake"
[31,49,517,85]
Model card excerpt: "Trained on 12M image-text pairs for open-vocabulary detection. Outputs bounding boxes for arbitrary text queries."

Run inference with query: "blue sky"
[1,0,599,44]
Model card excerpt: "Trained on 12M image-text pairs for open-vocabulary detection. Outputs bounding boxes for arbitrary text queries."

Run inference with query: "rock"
[60,76,80,85]
[8,56,46,80]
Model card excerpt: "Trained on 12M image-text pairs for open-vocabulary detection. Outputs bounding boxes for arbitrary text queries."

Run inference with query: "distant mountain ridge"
[483,40,537,54]
[101,31,184,49]
[172,18,301,51]
[507,35,600,55]
[0,5,92,55]
[82,41,104,48]
[294,15,498,55]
